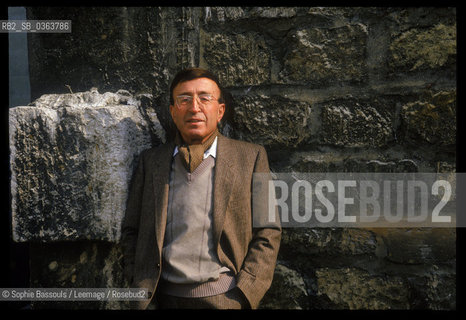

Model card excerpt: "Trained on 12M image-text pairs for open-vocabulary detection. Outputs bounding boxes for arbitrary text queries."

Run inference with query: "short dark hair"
[169,67,224,105]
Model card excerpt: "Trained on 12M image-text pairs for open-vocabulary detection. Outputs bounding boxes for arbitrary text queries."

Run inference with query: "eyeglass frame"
[174,93,221,109]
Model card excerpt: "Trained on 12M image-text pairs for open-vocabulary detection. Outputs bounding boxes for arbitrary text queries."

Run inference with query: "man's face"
[170,77,225,144]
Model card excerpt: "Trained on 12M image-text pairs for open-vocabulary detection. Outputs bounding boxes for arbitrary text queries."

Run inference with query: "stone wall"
[9,7,456,309]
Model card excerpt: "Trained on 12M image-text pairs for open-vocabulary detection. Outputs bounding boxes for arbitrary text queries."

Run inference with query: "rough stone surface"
[26,7,178,103]
[273,227,456,310]
[285,151,420,173]
[281,24,368,86]
[315,267,410,309]
[249,7,297,19]
[400,90,456,148]
[375,228,456,265]
[29,242,129,310]
[233,94,312,148]
[208,7,245,22]
[10,89,164,242]
[389,23,456,72]
[280,228,378,256]
[200,31,271,86]
[260,263,309,309]
[319,97,394,148]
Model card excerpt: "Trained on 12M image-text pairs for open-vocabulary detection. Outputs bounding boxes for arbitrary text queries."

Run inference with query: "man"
[121,67,281,309]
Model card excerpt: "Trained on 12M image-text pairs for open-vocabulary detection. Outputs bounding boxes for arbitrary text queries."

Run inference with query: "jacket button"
[156,263,160,268]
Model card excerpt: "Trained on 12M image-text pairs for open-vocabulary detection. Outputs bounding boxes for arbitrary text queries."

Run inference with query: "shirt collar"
[172,136,218,159]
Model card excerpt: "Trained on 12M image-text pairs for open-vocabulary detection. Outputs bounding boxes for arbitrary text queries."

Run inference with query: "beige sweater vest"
[159,154,234,297]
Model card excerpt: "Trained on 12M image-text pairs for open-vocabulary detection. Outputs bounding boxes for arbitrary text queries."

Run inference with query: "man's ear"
[217,103,226,123]
[169,104,175,119]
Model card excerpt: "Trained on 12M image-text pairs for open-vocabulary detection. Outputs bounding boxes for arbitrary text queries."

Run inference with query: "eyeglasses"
[175,94,219,109]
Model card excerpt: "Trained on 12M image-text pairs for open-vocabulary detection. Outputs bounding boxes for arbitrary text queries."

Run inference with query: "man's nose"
[188,97,202,112]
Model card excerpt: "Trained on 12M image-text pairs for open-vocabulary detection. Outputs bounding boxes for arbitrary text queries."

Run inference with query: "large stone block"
[248,7,297,18]
[315,267,410,309]
[200,30,271,86]
[389,23,456,72]
[26,7,169,99]
[285,151,420,173]
[280,228,378,257]
[400,90,456,148]
[204,7,297,24]
[281,24,368,86]
[9,89,165,242]
[232,94,312,148]
[260,263,309,309]
[319,97,394,148]
[29,242,128,309]
[373,228,456,265]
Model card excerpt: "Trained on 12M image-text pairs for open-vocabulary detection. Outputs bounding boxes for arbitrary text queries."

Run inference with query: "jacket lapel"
[212,135,237,248]
[152,142,175,252]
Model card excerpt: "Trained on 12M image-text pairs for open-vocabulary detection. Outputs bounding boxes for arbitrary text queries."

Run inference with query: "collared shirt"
[172,136,218,159]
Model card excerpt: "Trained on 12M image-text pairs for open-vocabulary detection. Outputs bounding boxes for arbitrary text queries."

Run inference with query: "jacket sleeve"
[236,146,282,309]
[120,150,146,285]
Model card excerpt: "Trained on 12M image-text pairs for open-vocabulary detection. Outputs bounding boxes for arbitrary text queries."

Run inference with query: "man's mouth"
[186,119,204,123]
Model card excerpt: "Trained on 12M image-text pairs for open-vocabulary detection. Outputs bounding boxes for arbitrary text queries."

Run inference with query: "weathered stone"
[436,161,456,173]
[249,7,297,18]
[9,89,165,242]
[389,23,456,72]
[281,24,368,86]
[260,263,309,309]
[386,8,456,32]
[422,268,456,310]
[218,7,245,21]
[315,267,410,309]
[373,228,456,264]
[286,151,419,173]
[26,7,169,100]
[233,94,312,148]
[306,7,387,20]
[319,98,394,148]
[205,7,245,23]
[306,7,348,17]
[200,31,271,86]
[279,148,453,175]
[174,7,202,69]
[30,242,128,310]
[280,228,378,257]
[205,7,297,24]
[400,90,456,148]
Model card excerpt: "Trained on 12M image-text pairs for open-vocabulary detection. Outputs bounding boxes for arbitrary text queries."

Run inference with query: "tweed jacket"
[120,134,281,309]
